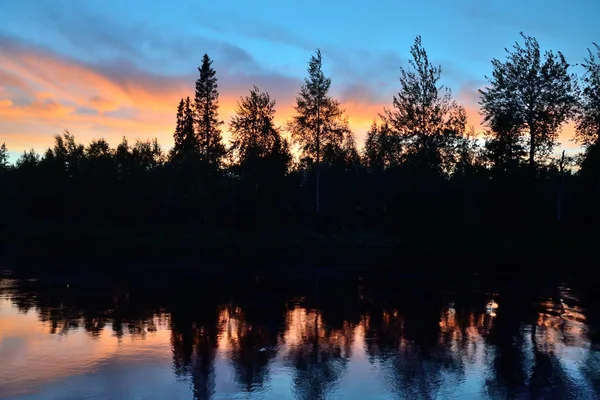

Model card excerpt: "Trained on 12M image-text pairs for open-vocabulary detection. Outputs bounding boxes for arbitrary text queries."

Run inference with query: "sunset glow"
[1,0,595,157]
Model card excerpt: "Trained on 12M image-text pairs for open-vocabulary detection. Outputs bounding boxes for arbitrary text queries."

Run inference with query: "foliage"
[0,143,8,168]
[576,43,600,147]
[288,50,351,164]
[195,54,226,169]
[383,35,468,175]
[479,33,577,169]
[171,97,199,163]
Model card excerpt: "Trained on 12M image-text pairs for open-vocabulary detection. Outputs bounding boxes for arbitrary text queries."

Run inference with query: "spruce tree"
[0,143,8,168]
[195,54,226,171]
[170,97,198,164]
[288,49,350,215]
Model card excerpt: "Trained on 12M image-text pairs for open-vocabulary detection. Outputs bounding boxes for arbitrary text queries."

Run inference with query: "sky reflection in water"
[0,277,598,399]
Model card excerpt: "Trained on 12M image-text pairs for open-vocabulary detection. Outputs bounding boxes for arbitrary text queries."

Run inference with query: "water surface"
[0,274,599,399]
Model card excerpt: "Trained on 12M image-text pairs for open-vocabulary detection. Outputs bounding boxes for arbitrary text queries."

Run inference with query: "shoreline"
[2,225,596,280]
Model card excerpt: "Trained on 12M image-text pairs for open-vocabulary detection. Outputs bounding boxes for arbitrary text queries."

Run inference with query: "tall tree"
[195,54,226,170]
[170,97,198,163]
[288,49,350,215]
[577,45,600,205]
[0,143,8,168]
[383,35,467,174]
[575,43,600,147]
[479,33,577,170]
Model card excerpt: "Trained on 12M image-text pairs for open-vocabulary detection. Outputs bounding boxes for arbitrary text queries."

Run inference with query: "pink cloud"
[0,39,394,154]
[0,37,583,158]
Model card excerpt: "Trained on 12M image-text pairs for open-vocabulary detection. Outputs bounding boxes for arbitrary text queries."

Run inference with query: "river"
[0,272,599,399]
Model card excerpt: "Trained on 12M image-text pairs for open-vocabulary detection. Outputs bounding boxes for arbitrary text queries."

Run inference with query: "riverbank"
[1,223,597,279]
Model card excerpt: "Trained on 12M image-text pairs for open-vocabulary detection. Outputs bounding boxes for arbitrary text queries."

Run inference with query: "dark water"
[0,273,599,400]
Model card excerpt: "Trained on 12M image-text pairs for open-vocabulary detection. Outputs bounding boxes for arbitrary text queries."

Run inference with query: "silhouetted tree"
[0,143,8,168]
[229,86,292,229]
[452,126,483,178]
[288,49,350,216]
[363,121,401,172]
[374,36,469,233]
[83,138,115,221]
[171,97,199,163]
[193,54,227,233]
[132,138,164,171]
[479,33,577,170]
[383,35,467,176]
[230,86,281,162]
[195,54,226,170]
[0,143,10,231]
[483,115,527,177]
[16,150,40,170]
[575,43,600,147]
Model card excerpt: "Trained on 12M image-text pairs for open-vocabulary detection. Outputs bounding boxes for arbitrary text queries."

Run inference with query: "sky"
[1,0,599,161]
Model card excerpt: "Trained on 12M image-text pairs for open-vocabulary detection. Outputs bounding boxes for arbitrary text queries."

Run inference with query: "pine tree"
[195,54,226,171]
[479,33,577,170]
[0,143,8,168]
[172,98,186,153]
[288,49,350,214]
[171,97,198,164]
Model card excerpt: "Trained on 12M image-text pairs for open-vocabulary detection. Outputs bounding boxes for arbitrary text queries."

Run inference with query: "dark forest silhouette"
[1,34,600,269]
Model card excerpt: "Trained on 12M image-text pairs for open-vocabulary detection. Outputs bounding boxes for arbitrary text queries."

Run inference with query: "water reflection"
[0,277,599,399]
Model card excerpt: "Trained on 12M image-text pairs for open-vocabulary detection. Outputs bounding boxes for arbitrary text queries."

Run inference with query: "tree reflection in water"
[0,276,598,399]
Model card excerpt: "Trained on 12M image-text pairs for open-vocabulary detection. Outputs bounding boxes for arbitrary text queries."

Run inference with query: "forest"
[1,34,599,270]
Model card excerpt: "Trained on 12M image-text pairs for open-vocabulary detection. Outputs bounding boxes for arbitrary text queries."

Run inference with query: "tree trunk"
[204,205,208,234]
[205,99,210,233]
[529,130,535,169]
[316,162,320,214]
[557,150,565,221]
[316,106,321,216]
[205,105,210,166]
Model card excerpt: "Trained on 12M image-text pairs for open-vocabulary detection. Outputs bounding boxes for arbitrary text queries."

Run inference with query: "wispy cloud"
[0,0,585,157]
[0,36,393,153]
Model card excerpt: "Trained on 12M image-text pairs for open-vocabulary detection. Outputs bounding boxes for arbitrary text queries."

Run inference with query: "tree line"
[1,34,599,243]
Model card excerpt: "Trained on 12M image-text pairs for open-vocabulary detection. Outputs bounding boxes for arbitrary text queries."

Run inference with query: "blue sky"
[0,0,598,158]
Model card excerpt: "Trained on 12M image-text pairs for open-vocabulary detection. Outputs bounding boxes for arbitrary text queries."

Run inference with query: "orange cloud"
[0,39,584,158]
[343,101,388,143]
[0,99,13,108]
[0,42,191,151]
[0,40,390,154]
